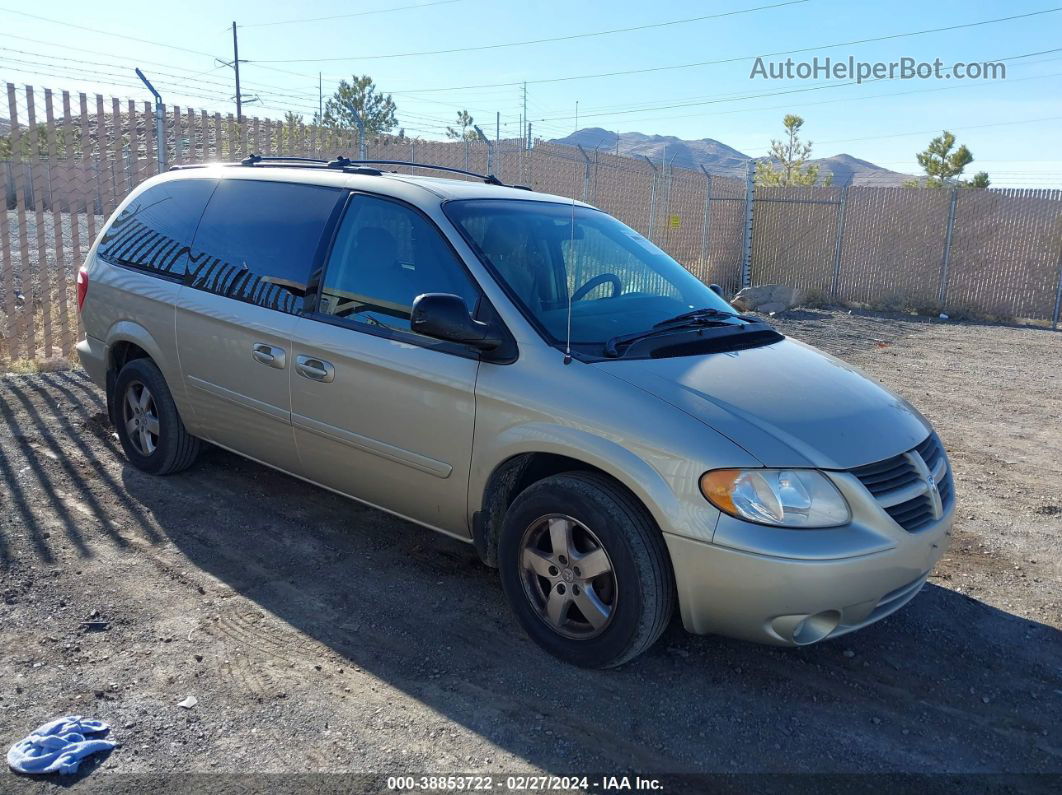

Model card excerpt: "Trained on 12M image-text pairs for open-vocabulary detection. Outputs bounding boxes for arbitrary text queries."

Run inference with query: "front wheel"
[498,472,675,668]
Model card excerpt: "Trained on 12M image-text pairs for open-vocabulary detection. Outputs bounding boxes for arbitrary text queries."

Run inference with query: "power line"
[239,0,467,28]
[0,46,320,103]
[0,6,223,60]
[526,48,1062,124]
[532,47,1062,119]
[561,70,1062,131]
[250,0,810,63]
[0,31,323,100]
[818,116,1062,145]
[383,7,1062,92]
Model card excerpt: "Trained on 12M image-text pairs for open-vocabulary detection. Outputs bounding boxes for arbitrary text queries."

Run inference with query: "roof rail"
[241,154,328,166]
[168,154,531,189]
[331,159,506,186]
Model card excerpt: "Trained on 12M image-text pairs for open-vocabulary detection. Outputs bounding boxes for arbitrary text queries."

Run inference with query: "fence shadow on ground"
[0,372,1059,774]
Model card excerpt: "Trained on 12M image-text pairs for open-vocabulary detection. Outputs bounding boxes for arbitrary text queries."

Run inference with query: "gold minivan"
[77,158,954,667]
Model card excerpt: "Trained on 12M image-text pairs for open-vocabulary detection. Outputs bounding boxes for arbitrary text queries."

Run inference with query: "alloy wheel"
[519,514,617,639]
[123,380,160,456]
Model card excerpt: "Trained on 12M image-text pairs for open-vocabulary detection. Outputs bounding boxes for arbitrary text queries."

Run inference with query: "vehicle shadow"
[118,446,1062,775]
[1,372,1059,775]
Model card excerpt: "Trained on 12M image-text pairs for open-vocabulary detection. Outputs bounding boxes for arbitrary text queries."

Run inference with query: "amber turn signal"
[699,469,743,515]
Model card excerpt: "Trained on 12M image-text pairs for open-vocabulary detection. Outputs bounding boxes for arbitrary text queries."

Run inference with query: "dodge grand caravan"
[76,157,955,668]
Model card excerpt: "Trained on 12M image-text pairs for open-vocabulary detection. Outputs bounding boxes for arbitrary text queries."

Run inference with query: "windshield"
[444,199,737,354]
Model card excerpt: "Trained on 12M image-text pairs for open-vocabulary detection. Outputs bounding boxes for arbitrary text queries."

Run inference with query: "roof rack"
[327,158,509,187]
[170,153,532,189]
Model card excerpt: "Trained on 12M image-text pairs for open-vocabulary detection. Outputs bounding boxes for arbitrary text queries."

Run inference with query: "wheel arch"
[104,322,167,425]
[471,429,680,568]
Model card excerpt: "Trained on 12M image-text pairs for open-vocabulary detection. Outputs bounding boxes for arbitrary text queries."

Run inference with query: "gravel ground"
[0,309,1059,791]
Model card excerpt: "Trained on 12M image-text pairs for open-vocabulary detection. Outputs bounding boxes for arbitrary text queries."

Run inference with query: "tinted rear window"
[187,179,343,314]
[97,179,217,278]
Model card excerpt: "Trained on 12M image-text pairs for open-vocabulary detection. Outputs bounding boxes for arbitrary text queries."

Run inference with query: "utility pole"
[495,111,500,144]
[232,22,242,123]
[218,22,256,121]
[575,100,579,133]
[522,81,527,150]
[318,72,323,120]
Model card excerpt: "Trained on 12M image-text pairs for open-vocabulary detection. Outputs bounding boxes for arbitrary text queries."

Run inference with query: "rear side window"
[187,179,343,315]
[97,179,217,279]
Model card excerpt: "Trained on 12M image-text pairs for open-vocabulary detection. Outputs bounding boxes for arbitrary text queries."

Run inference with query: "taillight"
[76,265,89,312]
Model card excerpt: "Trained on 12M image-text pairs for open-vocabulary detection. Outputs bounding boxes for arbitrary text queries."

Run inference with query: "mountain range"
[549,128,910,187]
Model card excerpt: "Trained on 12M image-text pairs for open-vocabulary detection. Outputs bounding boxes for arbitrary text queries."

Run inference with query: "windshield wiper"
[604,314,741,358]
[653,307,745,326]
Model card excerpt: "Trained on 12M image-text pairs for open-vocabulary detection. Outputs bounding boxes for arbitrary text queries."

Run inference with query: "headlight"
[700,469,850,528]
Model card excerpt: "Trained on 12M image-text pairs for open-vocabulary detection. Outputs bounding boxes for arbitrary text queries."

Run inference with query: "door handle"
[295,355,335,383]
[252,342,286,369]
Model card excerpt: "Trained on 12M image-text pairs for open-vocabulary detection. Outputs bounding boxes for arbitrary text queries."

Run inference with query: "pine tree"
[903,131,989,188]
[317,75,398,140]
[756,114,830,187]
[446,110,477,141]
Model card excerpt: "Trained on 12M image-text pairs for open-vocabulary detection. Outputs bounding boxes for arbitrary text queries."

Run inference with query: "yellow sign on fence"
[668,215,682,229]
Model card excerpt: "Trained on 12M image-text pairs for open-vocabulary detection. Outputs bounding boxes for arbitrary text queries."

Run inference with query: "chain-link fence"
[3,81,1062,364]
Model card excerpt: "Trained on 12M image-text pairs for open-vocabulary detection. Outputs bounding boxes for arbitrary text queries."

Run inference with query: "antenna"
[564,176,577,365]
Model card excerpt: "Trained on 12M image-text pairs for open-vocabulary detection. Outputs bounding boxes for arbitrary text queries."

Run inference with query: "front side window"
[445,199,737,356]
[187,179,344,314]
[97,178,217,278]
[317,194,480,335]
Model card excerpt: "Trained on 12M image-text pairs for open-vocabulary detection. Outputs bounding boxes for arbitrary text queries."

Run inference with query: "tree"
[756,114,830,187]
[319,75,398,142]
[445,109,477,141]
[903,130,989,188]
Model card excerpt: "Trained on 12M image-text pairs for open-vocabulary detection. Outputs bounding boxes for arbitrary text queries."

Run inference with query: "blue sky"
[1,0,1060,186]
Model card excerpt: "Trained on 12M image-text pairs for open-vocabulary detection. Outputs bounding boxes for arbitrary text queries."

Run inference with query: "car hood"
[596,337,930,469]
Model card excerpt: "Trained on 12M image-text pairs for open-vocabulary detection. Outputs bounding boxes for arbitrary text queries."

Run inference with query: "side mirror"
[709,283,725,299]
[411,293,501,351]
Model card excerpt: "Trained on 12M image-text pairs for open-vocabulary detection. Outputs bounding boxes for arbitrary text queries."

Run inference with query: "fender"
[105,319,196,427]
[469,421,719,566]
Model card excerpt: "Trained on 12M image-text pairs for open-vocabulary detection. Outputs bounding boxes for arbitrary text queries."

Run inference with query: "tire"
[498,471,675,668]
[112,357,201,475]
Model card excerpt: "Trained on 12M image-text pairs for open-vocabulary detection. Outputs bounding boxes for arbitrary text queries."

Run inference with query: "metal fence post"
[642,155,658,241]
[1052,242,1062,330]
[135,69,166,173]
[577,144,592,202]
[830,185,849,297]
[938,187,959,306]
[474,124,493,177]
[699,166,713,275]
[662,153,677,248]
[740,159,755,289]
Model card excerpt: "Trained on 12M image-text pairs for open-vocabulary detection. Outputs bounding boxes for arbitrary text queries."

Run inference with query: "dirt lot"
[0,309,1059,789]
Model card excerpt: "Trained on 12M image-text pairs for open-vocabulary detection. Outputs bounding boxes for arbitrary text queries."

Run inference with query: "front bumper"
[665,493,954,646]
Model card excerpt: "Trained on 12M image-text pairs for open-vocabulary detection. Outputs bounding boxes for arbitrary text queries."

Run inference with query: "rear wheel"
[112,358,200,475]
[499,471,675,668]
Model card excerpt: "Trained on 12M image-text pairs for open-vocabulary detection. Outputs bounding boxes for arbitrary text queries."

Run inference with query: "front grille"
[915,434,945,472]
[850,454,920,496]
[885,493,938,532]
[851,434,952,532]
